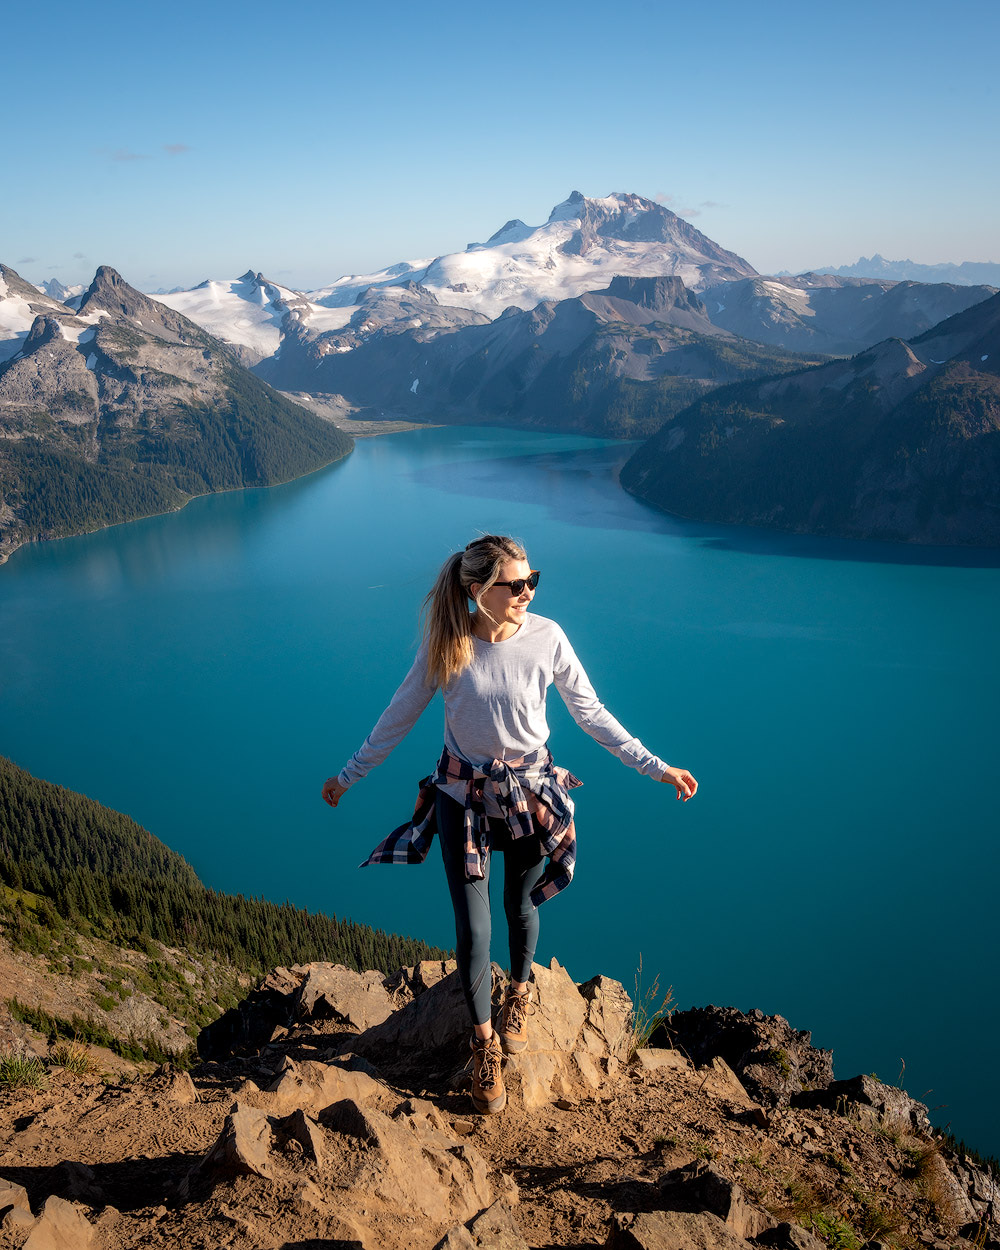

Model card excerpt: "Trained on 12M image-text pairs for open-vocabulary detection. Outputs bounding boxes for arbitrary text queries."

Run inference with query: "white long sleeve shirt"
[338,613,668,795]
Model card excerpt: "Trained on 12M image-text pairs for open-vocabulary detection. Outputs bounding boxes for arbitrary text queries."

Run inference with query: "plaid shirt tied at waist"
[359,746,582,907]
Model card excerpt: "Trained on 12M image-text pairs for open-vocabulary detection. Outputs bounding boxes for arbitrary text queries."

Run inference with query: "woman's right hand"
[322,777,348,808]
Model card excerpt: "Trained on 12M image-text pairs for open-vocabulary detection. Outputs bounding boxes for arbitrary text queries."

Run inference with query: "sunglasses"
[494,571,540,596]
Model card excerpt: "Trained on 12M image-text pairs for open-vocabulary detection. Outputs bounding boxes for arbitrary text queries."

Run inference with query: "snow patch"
[982,354,989,362]
[85,353,98,371]
[410,378,419,393]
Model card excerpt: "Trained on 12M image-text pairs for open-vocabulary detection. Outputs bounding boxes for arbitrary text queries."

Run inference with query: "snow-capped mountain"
[306,191,758,319]
[37,278,86,303]
[153,270,356,364]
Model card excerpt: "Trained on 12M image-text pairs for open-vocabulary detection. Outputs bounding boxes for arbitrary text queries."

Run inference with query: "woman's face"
[474,557,536,629]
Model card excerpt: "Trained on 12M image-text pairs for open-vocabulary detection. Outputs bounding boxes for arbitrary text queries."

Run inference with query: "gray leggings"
[436,790,546,1027]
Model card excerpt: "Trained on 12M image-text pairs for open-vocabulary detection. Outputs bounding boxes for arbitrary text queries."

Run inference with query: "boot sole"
[471,1088,506,1114]
[499,1035,527,1054]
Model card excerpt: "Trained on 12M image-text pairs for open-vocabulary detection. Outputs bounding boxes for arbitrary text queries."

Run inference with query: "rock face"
[621,290,1000,546]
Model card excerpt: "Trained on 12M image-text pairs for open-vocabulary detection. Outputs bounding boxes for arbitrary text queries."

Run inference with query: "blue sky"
[5,0,997,291]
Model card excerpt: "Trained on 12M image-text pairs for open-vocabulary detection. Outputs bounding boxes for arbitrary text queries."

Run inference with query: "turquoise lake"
[1,426,997,1152]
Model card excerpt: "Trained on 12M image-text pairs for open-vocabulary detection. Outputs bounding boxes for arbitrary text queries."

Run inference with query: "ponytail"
[423,535,526,687]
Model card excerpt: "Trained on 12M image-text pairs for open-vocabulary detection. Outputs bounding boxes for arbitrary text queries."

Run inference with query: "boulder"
[607,1209,753,1249]
[435,1200,529,1249]
[698,1057,759,1111]
[791,1074,931,1134]
[245,1055,382,1116]
[0,1178,31,1217]
[198,1101,277,1180]
[150,1063,198,1104]
[660,1006,834,1108]
[323,1097,494,1224]
[23,1196,94,1250]
[756,1221,828,1250]
[659,1161,774,1239]
[197,964,305,1059]
[52,1160,107,1205]
[386,959,458,999]
[294,964,395,1031]
[633,1048,691,1074]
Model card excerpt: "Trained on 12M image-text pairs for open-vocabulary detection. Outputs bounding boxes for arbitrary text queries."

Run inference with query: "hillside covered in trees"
[0,755,444,977]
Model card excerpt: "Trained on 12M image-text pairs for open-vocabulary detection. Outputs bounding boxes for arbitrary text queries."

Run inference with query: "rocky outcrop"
[658,1005,835,1107]
[1,958,998,1250]
[201,957,634,1110]
[792,1073,931,1134]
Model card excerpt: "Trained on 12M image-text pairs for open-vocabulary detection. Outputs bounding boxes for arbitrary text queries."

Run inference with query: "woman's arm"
[551,626,697,800]
[322,642,437,807]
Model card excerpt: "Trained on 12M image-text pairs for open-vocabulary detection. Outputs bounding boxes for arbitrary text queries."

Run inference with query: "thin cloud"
[679,208,701,218]
[163,143,191,155]
[655,193,676,205]
[18,256,37,264]
[110,148,147,162]
[73,252,86,259]
[699,200,725,209]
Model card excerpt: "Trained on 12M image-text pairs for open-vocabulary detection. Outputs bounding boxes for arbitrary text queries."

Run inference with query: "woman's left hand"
[662,767,698,801]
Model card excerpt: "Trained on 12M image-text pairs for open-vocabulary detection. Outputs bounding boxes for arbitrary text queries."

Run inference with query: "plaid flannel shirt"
[359,745,582,907]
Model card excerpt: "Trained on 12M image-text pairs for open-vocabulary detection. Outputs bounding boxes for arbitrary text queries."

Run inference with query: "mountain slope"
[703,274,996,356]
[0,265,354,564]
[267,275,826,438]
[307,190,758,319]
[152,270,362,365]
[620,292,1000,545]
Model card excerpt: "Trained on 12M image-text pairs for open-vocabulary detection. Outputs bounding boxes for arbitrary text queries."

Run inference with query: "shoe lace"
[477,1040,501,1088]
[504,990,533,1032]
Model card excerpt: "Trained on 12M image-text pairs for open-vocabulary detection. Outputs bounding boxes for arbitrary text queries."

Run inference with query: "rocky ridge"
[1,958,996,1250]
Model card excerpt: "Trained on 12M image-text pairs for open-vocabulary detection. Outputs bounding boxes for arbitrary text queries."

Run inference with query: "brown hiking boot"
[498,986,533,1054]
[470,1031,506,1114]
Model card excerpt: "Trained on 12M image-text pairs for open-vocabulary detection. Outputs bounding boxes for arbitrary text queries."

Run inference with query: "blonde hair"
[423,535,527,687]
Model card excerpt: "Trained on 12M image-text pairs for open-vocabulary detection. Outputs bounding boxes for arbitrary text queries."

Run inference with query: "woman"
[322,535,696,1114]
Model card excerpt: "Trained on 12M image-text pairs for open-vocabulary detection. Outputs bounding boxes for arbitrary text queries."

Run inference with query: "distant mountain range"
[4,191,999,551]
[807,255,1000,287]
[0,264,352,564]
[621,291,1000,546]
